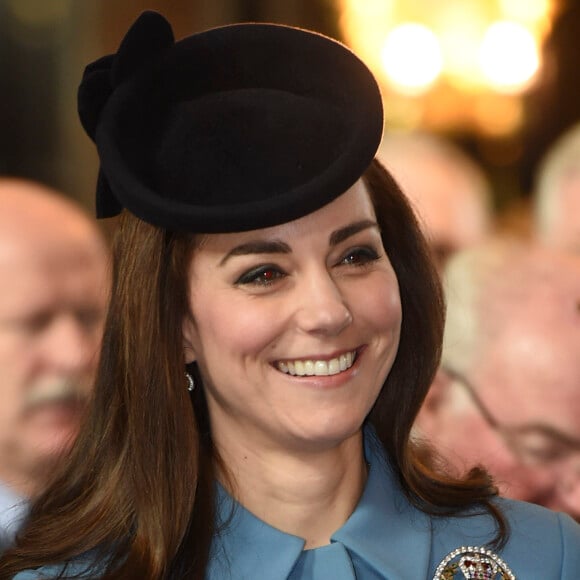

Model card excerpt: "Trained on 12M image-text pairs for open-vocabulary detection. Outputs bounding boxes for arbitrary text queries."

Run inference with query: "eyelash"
[339,246,380,267]
[236,264,285,286]
[235,246,381,287]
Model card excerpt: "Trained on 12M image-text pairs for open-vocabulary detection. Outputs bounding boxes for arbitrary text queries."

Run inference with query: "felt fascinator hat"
[78,11,383,233]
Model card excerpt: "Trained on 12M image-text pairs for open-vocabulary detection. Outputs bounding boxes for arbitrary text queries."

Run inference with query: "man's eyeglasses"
[442,366,580,468]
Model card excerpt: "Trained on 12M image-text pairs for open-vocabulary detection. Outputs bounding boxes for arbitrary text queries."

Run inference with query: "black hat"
[78,11,383,233]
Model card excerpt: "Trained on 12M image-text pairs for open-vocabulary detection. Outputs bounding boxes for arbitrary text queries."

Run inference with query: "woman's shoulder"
[431,497,580,579]
[500,498,580,569]
[498,496,580,543]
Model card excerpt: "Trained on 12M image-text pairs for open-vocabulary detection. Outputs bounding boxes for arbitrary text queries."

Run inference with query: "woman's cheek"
[195,293,287,355]
[356,273,401,332]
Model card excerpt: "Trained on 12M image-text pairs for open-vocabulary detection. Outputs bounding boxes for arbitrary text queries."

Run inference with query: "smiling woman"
[1,9,579,580]
[183,181,402,464]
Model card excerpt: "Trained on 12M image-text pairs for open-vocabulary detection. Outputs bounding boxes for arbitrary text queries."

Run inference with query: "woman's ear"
[182,318,197,364]
[183,343,196,364]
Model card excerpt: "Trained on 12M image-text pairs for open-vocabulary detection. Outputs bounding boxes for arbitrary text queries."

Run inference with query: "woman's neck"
[215,429,368,549]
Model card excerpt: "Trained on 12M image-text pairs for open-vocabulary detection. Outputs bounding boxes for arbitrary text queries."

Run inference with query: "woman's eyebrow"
[219,220,378,266]
[219,240,291,266]
[329,219,379,246]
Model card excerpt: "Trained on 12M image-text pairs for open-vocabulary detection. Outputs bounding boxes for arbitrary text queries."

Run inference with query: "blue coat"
[12,433,580,579]
[0,482,27,556]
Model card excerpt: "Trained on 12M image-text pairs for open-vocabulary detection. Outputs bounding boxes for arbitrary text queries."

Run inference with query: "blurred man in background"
[533,122,580,254]
[416,239,580,520]
[0,179,109,549]
[379,132,493,269]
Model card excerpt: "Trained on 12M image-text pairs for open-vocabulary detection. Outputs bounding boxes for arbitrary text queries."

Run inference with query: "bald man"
[379,132,493,269]
[0,179,109,549]
[533,122,580,254]
[416,240,580,520]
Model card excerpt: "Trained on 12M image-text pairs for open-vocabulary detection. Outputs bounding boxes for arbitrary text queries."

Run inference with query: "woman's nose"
[294,272,353,336]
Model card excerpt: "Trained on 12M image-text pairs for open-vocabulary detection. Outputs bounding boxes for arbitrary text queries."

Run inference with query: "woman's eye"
[235,265,285,286]
[339,246,380,267]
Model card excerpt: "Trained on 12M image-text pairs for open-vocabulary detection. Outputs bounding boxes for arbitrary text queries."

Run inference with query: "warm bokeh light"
[479,21,540,93]
[499,0,551,24]
[473,94,525,136]
[344,0,394,19]
[338,0,555,134]
[339,0,396,76]
[438,25,483,89]
[381,23,443,95]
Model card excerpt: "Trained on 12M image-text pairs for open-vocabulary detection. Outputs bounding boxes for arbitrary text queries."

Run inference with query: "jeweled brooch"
[433,546,516,580]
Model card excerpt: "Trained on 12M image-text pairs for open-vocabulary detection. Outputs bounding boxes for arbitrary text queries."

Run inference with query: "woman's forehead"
[196,179,375,249]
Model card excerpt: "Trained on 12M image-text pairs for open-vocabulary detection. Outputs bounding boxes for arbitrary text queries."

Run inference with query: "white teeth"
[328,359,340,375]
[314,361,328,375]
[276,351,356,376]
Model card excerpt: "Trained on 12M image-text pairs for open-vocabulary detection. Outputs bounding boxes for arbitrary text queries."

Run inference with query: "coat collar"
[332,433,432,577]
[207,428,433,579]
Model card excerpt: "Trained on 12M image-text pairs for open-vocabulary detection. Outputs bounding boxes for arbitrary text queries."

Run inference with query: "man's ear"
[424,367,452,411]
[416,367,454,435]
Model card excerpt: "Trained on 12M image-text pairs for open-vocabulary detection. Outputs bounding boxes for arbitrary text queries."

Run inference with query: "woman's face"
[183,179,402,452]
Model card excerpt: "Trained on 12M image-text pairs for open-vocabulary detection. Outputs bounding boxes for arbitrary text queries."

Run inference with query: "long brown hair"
[364,160,505,535]
[0,159,504,579]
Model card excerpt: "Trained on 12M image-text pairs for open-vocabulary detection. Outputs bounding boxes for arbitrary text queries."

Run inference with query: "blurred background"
[0,0,578,232]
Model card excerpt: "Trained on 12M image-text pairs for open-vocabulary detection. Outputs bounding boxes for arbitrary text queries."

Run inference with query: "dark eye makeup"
[338,246,380,266]
[234,243,382,288]
[235,264,286,286]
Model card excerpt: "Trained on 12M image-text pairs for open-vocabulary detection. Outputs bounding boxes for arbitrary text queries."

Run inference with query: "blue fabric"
[207,433,433,579]
[0,481,28,554]
[206,430,580,578]
[12,430,580,578]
